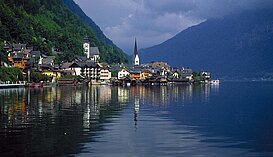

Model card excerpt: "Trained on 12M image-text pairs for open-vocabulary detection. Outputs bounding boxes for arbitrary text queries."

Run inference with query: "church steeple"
[133,38,140,66]
[134,38,138,57]
[83,36,90,59]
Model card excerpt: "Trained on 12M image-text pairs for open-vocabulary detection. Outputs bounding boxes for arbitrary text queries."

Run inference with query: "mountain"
[140,9,273,78]
[62,0,129,63]
[0,0,128,64]
[63,0,112,46]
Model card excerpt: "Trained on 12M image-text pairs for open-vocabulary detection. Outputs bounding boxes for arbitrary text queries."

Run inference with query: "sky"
[74,0,273,54]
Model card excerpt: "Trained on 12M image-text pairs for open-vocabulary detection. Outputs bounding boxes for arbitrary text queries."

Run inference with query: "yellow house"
[42,70,61,79]
[141,70,153,80]
[172,71,180,78]
[130,71,141,81]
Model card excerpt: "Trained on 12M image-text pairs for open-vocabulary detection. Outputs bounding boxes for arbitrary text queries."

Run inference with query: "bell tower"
[83,36,90,59]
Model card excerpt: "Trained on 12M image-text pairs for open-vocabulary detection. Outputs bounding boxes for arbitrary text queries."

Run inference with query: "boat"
[27,82,43,88]
[210,79,220,85]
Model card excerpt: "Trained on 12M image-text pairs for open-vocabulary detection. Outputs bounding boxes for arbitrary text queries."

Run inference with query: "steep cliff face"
[140,9,273,78]
[0,0,128,63]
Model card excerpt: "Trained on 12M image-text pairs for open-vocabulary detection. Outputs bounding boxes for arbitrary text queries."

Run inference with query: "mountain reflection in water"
[0,83,273,157]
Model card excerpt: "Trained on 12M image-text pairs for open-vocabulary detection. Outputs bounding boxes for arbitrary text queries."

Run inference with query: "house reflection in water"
[0,84,220,156]
[117,87,129,105]
[0,88,27,124]
[0,84,218,131]
[134,95,140,128]
[197,84,211,103]
[171,85,193,104]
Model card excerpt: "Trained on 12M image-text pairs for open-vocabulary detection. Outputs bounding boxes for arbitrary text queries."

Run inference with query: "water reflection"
[4,83,273,157]
[0,84,217,119]
[0,84,219,156]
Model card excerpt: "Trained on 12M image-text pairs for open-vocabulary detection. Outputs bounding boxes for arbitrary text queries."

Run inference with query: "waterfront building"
[60,62,75,75]
[100,65,111,83]
[168,68,193,83]
[118,69,130,79]
[130,70,141,81]
[181,68,193,81]
[141,70,153,80]
[201,71,211,82]
[69,61,101,81]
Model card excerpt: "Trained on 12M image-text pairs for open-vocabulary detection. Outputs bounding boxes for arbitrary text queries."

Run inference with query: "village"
[0,37,213,87]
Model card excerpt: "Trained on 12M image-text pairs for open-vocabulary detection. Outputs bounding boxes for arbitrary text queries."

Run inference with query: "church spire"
[134,38,138,57]
[133,38,140,66]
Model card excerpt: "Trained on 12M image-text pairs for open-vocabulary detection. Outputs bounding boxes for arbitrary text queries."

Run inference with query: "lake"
[1,82,273,156]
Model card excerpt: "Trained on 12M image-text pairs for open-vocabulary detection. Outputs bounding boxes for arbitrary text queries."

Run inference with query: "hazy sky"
[74,0,273,54]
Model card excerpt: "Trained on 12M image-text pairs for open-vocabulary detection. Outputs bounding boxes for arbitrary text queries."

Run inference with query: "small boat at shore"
[27,82,43,88]
[210,79,220,84]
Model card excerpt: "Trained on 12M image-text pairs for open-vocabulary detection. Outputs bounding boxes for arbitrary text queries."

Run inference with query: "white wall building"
[118,69,130,79]
[100,68,111,83]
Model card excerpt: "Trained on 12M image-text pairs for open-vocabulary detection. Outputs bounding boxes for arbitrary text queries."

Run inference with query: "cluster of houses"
[4,43,60,81]
[114,39,211,85]
[115,63,195,85]
[2,38,111,85]
[2,38,211,86]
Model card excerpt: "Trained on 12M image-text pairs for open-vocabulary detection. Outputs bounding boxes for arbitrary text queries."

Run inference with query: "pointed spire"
[134,38,138,57]
[133,38,140,66]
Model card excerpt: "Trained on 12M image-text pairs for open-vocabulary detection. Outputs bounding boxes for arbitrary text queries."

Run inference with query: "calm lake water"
[1,82,273,157]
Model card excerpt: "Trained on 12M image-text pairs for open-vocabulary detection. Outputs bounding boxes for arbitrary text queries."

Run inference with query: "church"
[83,36,100,63]
[133,38,140,66]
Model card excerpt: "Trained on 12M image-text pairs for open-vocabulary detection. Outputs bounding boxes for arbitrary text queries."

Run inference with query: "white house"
[201,71,211,80]
[100,68,111,83]
[118,69,130,79]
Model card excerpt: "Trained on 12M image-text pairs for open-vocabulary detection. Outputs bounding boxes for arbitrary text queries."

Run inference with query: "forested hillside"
[0,0,128,63]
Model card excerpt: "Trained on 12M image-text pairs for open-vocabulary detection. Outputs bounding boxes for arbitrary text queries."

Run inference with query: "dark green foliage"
[0,0,129,63]
[30,71,50,83]
[62,0,129,64]
[192,72,208,82]
[111,70,119,77]
[0,67,25,82]
[0,44,8,64]
[63,0,112,45]
[192,72,201,82]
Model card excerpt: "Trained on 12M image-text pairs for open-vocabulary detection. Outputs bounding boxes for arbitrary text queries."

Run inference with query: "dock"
[0,84,25,88]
